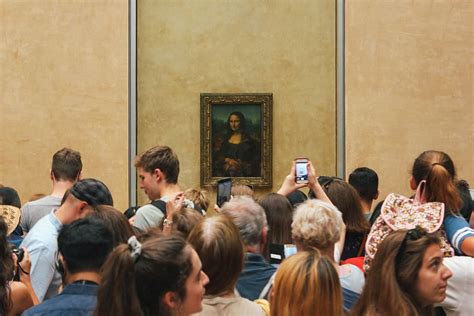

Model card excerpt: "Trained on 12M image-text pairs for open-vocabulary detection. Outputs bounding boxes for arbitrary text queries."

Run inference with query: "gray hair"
[220,196,267,247]
[292,199,343,250]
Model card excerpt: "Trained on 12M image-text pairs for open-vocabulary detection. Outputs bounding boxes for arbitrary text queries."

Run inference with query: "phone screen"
[269,243,297,264]
[295,160,309,183]
[217,178,232,207]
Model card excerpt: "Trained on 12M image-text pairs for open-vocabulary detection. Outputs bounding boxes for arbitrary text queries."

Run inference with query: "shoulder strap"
[150,199,167,218]
[258,271,276,299]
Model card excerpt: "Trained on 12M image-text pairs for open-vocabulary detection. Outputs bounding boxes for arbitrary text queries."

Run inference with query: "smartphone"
[269,243,297,264]
[295,158,309,184]
[217,178,232,207]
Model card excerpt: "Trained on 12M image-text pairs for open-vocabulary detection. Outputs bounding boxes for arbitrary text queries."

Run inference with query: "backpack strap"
[258,271,276,299]
[150,199,167,218]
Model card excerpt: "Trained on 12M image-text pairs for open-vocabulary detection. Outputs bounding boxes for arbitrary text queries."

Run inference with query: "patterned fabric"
[70,178,113,206]
[364,193,454,271]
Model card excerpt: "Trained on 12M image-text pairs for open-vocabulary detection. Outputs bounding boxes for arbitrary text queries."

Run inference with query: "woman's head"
[96,234,208,316]
[88,205,134,246]
[258,193,294,259]
[411,150,462,213]
[227,111,246,133]
[187,215,244,296]
[354,228,452,315]
[291,199,343,252]
[313,177,369,233]
[271,250,343,316]
[184,189,209,214]
[171,208,204,239]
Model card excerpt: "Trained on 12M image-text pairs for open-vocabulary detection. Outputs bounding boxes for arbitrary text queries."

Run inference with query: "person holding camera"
[0,216,38,316]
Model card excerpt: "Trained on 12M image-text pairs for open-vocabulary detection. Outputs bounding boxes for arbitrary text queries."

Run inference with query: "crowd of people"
[0,146,473,316]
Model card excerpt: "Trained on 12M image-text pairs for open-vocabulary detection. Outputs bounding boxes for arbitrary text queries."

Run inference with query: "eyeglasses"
[395,226,427,269]
[318,176,343,191]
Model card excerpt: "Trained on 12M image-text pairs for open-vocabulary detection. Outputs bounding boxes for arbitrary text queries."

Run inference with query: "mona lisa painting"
[200,93,272,187]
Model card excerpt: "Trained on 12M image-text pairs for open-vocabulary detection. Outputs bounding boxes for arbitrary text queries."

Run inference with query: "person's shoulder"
[10,281,34,315]
[24,195,61,207]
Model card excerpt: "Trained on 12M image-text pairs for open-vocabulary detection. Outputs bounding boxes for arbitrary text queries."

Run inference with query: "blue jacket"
[22,282,98,316]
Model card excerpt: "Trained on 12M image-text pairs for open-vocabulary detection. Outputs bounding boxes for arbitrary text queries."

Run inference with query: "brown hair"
[187,215,244,296]
[135,146,180,184]
[271,250,343,316]
[412,150,462,214]
[88,205,134,246]
[171,207,203,239]
[231,185,254,198]
[258,193,293,260]
[0,217,13,315]
[322,179,369,233]
[184,188,210,213]
[352,229,441,316]
[51,148,82,182]
[95,235,192,316]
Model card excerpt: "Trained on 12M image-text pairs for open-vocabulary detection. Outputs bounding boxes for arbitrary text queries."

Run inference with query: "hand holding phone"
[295,158,309,184]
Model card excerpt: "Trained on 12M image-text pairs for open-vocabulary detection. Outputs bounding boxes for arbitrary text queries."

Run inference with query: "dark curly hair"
[0,217,14,315]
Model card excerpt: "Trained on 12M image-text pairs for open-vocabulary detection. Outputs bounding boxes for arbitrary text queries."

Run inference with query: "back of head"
[258,193,293,258]
[96,234,192,316]
[271,250,343,316]
[58,217,114,274]
[88,205,134,246]
[188,215,244,295]
[412,150,461,213]
[220,196,267,247]
[69,178,114,206]
[171,207,203,238]
[348,167,379,202]
[292,199,342,251]
[320,178,369,233]
[184,188,210,214]
[353,228,441,316]
[134,145,180,184]
[52,148,82,182]
[0,187,21,208]
[231,185,254,198]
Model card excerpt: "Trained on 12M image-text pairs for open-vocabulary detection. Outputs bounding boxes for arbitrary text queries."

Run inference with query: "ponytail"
[426,164,462,214]
[94,244,142,316]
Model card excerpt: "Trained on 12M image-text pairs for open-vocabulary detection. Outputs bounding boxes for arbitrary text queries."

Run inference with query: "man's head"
[220,196,267,252]
[348,167,379,202]
[134,146,180,200]
[57,217,114,278]
[60,178,113,224]
[51,148,82,182]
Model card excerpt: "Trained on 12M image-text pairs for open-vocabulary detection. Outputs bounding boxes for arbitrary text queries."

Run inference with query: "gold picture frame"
[200,93,273,187]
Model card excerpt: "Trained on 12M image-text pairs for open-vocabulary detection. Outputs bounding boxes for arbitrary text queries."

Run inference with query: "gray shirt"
[20,195,62,233]
[133,196,194,232]
[20,210,63,302]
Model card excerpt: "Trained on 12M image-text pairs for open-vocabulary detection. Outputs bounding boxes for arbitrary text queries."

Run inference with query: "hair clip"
[128,236,142,262]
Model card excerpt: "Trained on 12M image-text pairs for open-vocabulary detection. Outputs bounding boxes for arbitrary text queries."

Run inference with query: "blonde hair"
[271,250,343,316]
[291,199,343,250]
[184,188,209,214]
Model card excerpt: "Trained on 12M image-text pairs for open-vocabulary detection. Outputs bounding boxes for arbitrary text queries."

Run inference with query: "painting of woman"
[212,111,261,177]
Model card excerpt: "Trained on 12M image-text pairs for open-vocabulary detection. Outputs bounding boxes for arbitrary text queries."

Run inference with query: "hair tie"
[128,236,142,262]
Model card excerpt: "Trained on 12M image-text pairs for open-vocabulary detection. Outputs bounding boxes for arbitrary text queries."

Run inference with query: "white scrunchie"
[128,236,142,261]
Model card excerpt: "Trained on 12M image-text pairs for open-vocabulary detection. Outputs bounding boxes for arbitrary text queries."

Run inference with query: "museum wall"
[0,1,129,209]
[137,0,337,205]
[345,1,473,203]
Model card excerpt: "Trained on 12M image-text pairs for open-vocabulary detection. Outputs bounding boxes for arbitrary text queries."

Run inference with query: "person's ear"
[76,171,82,181]
[374,190,379,200]
[162,291,179,310]
[76,201,90,217]
[153,168,163,182]
[261,228,268,246]
[50,169,55,181]
[409,177,417,190]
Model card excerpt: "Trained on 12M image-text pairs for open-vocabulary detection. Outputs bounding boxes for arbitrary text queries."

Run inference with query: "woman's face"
[179,247,209,315]
[229,114,241,132]
[414,244,452,306]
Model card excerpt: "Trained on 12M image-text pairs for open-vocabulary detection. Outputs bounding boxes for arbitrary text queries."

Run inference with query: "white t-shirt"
[437,256,474,316]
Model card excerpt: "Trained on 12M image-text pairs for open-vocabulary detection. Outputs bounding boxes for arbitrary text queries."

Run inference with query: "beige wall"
[0,1,129,210]
[137,0,337,205]
[345,1,473,203]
